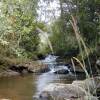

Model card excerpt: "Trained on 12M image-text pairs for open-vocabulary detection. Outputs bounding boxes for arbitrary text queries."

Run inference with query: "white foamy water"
[42,54,71,73]
[42,54,58,64]
[35,54,72,95]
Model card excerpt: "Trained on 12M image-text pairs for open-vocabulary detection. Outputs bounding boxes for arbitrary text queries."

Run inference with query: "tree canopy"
[48,0,100,56]
[0,0,42,58]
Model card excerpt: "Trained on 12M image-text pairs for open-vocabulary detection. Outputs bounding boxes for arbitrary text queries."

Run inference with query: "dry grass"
[70,15,98,99]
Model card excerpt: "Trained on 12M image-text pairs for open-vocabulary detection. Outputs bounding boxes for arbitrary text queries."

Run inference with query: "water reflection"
[36,72,58,93]
[0,73,85,100]
[35,72,76,95]
[0,74,36,100]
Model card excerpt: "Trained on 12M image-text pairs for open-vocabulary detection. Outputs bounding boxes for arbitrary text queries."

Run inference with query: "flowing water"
[0,55,85,100]
[0,73,78,100]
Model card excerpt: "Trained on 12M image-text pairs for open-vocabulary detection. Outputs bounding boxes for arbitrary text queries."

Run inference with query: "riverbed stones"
[36,77,100,100]
[38,83,87,100]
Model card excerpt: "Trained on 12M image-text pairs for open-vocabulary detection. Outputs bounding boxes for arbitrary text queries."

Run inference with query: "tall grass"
[70,15,92,78]
[70,15,98,99]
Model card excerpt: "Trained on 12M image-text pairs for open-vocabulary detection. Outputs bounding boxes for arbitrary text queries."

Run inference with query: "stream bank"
[0,56,49,77]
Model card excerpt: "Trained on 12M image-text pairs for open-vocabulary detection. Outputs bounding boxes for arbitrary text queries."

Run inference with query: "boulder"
[70,65,85,74]
[37,83,87,100]
[0,70,20,77]
[54,69,69,74]
[9,62,49,74]
[31,65,50,73]
[72,77,100,95]
[9,65,29,73]
[34,77,100,100]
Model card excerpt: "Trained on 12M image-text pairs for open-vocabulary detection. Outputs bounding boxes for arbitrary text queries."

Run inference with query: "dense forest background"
[0,0,100,71]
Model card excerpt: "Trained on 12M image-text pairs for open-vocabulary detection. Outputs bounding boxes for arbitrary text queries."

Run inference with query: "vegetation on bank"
[0,0,45,70]
[0,55,31,71]
[0,0,46,59]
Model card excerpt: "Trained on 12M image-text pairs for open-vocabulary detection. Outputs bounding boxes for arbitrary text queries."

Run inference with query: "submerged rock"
[54,69,69,74]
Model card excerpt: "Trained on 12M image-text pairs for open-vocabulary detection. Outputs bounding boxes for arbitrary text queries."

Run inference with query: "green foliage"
[75,0,100,45]
[49,18,78,56]
[0,0,41,58]
[46,0,100,57]
[19,30,40,58]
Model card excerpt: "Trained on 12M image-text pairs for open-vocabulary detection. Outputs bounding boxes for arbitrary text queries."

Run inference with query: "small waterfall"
[42,54,57,72]
[42,54,71,73]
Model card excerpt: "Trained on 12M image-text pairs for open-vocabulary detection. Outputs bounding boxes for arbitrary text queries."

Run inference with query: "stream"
[0,73,78,100]
[0,55,85,100]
